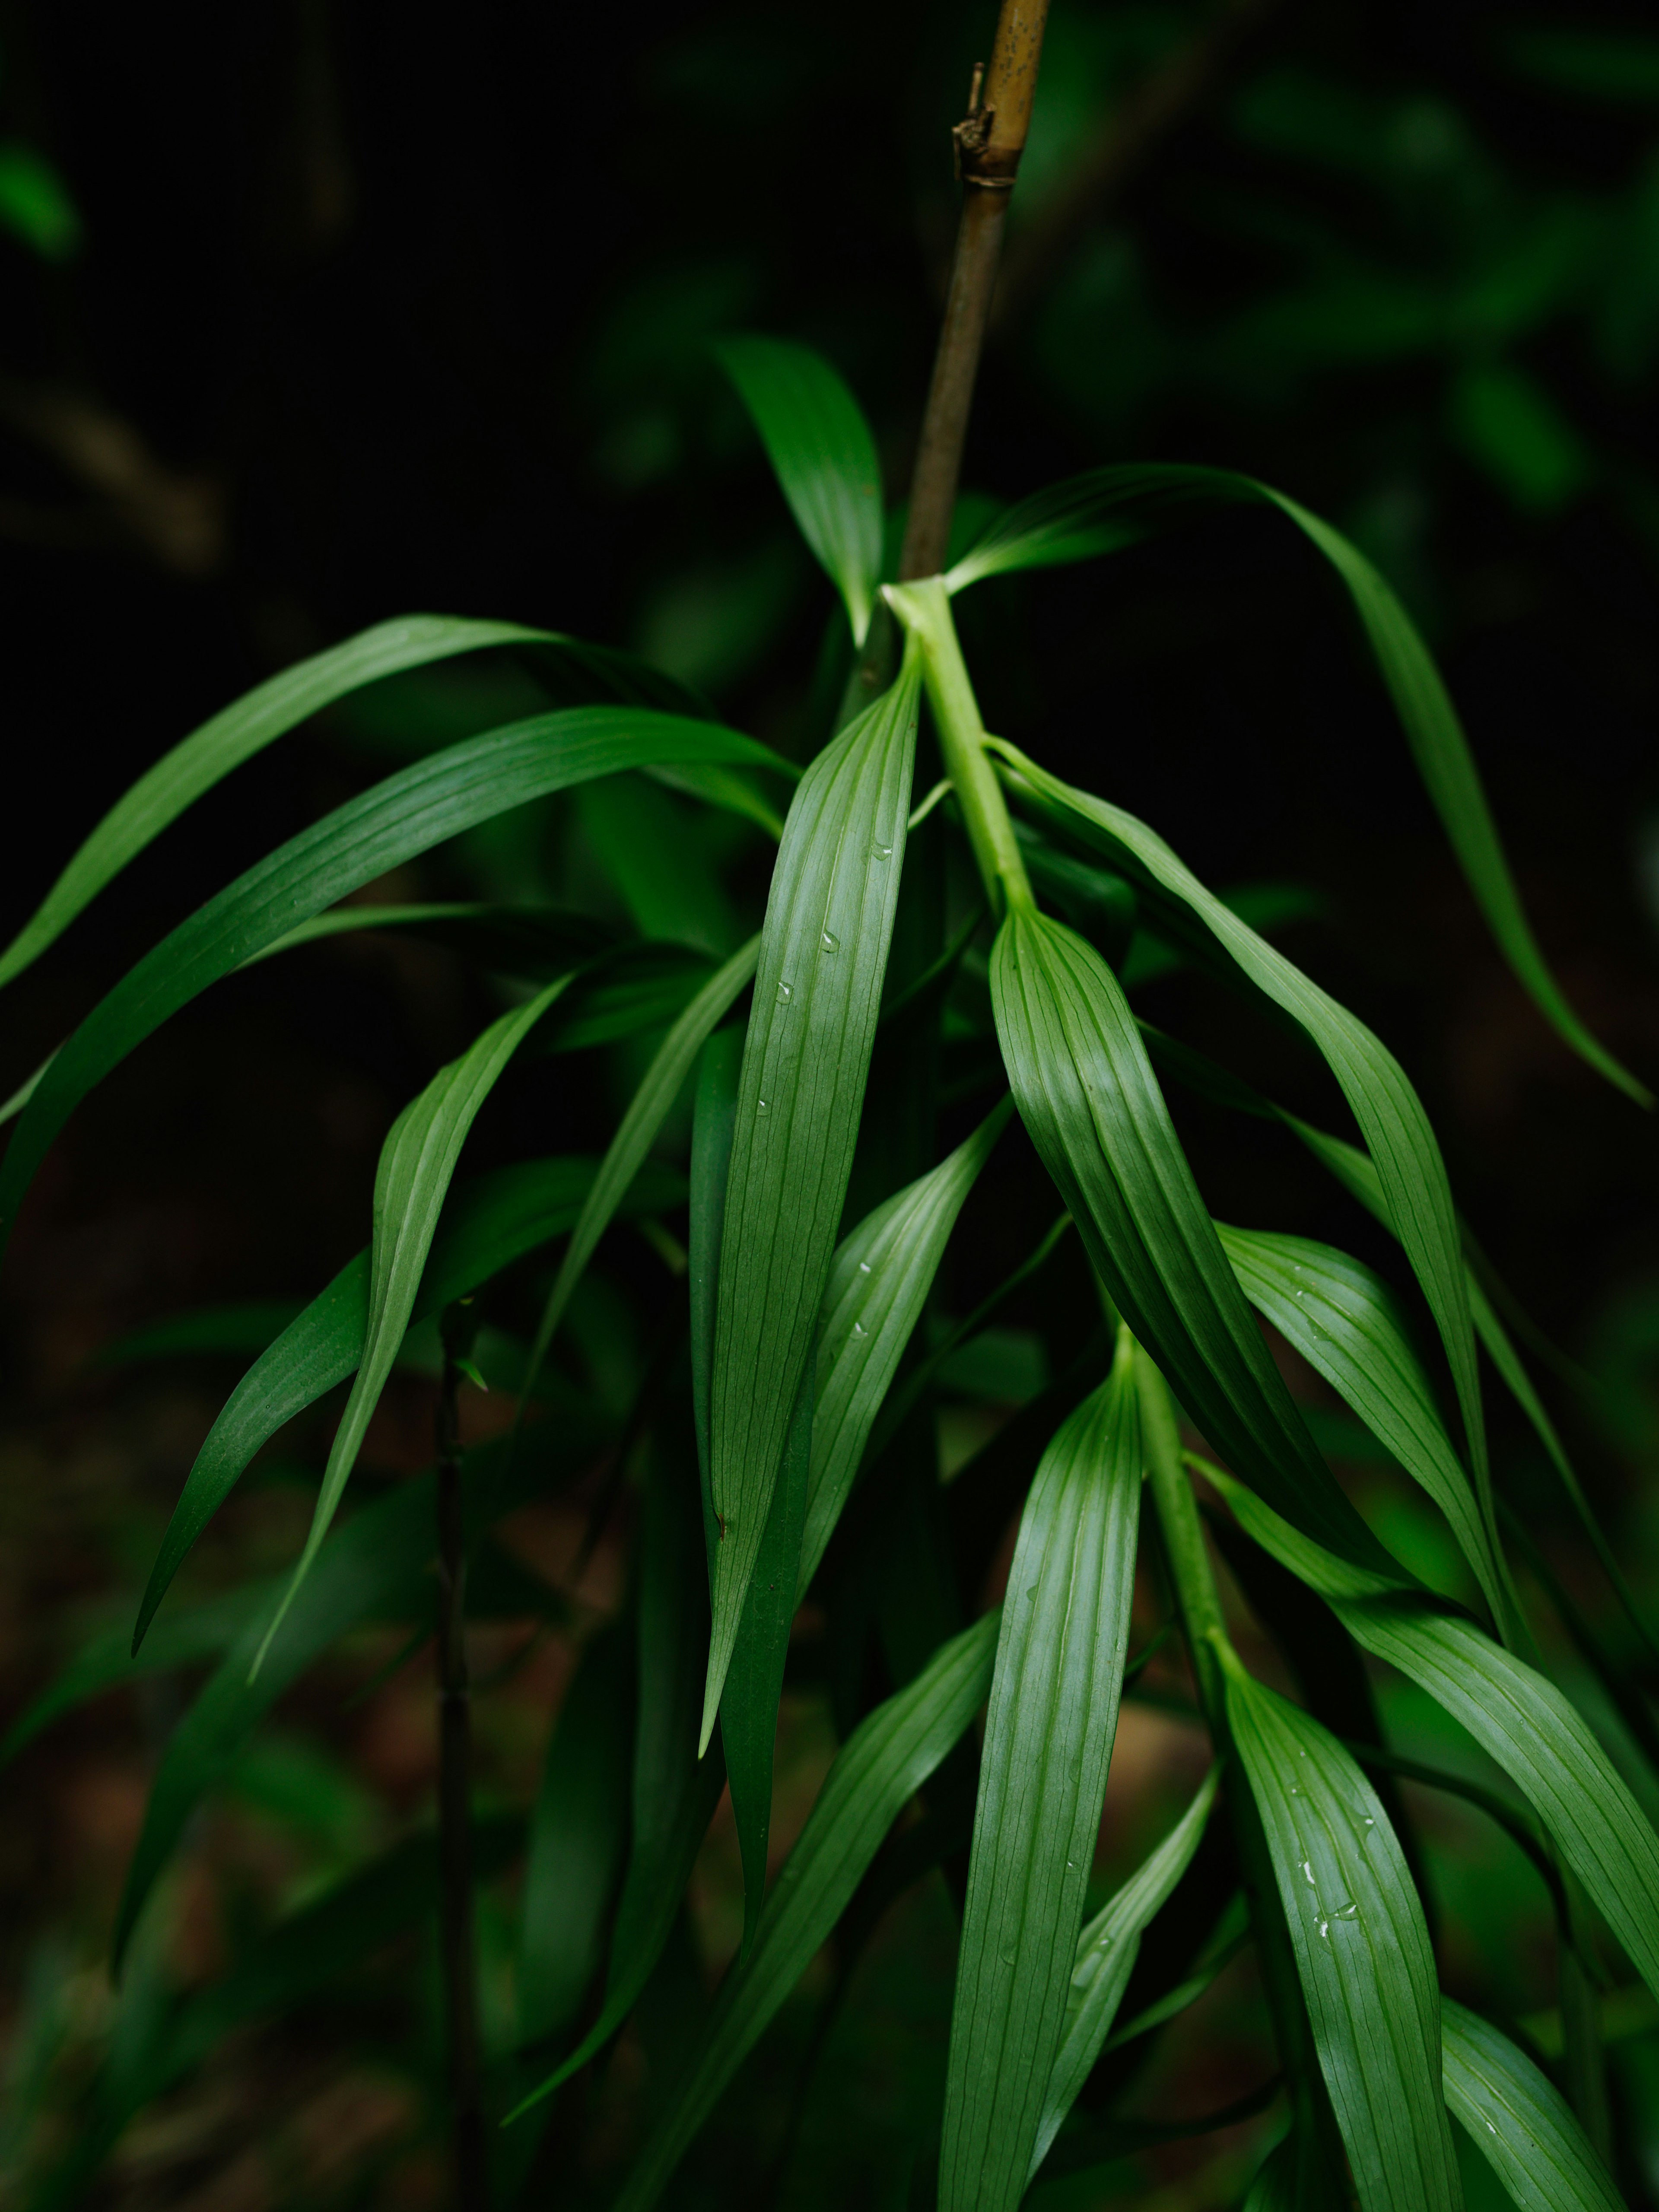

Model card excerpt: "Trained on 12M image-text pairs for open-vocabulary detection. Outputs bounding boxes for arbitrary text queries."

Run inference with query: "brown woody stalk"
[897,0,1053,582]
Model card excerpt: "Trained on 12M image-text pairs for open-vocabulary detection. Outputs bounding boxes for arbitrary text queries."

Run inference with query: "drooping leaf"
[1224,1660,1462,2212]
[939,1339,1143,2212]
[612,1608,999,2212]
[0,705,783,1254]
[1210,1464,1659,2011]
[1217,1224,1511,1630]
[249,900,612,976]
[946,465,1647,1104]
[1031,1766,1220,2176]
[704,655,921,1743]
[798,1095,1014,1596]
[716,334,884,645]
[991,744,1493,1540]
[132,1154,667,1652]
[690,1027,744,1556]
[251,975,572,1672]
[989,902,1385,1568]
[1440,1996,1627,2212]
[518,937,760,1404]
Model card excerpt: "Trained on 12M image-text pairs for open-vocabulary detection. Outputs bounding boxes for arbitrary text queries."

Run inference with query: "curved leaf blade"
[704,657,920,1742]
[940,1341,1143,2212]
[1440,1996,1627,2212]
[716,334,884,645]
[1225,1663,1461,2212]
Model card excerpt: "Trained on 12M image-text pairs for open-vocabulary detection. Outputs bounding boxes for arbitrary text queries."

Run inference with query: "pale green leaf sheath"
[1032,1765,1220,2175]
[716,334,884,645]
[939,1339,1143,2212]
[615,1610,999,2212]
[1440,1997,1627,2212]
[703,656,920,1744]
[251,975,570,1672]
[990,903,1387,1570]
[798,1093,1014,1596]
[1225,1661,1462,2212]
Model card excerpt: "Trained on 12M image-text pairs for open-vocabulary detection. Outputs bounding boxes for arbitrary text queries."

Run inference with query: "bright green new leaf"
[1225,1662,1462,2212]
[989,902,1386,1569]
[947,464,1647,1104]
[704,655,920,1745]
[797,1094,1014,1596]
[716,334,884,645]
[613,1608,998,2212]
[251,975,571,1673]
[1211,1466,1659,2010]
[940,1342,1143,2212]
[1217,1224,1510,1630]
[1440,1997,1626,2212]
[0,615,670,993]
[0,706,783,1255]
[1032,1766,1220,2176]
[518,937,760,1404]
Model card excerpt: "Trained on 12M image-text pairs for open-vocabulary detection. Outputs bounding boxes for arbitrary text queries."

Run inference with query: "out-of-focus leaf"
[612,1609,999,2212]
[704,657,920,1744]
[1440,1997,1626,2212]
[1032,1767,1220,2176]
[97,1304,306,1367]
[716,335,884,645]
[1217,1224,1511,1631]
[643,757,791,839]
[690,1027,744,1551]
[519,938,759,1402]
[0,142,82,260]
[249,900,613,976]
[940,1343,1142,2212]
[798,1096,1013,1595]
[518,1626,634,2045]
[577,774,742,953]
[132,1154,671,1652]
[252,976,574,1671]
[989,903,1384,1567]
[0,706,785,1254]
[948,466,1649,1106]
[1210,1464,1659,2010]
[1225,1661,1461,2212]
[1502,28,1659,103]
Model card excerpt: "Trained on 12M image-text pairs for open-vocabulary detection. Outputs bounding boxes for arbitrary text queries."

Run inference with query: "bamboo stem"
[436,1304,487,2212]
[898,0,1052,582]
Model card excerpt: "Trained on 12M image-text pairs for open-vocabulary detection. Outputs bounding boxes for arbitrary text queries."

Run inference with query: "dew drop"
[1097,1935,1113,1951]
[999,1946,1017,1967]
[858,1261,872,1274]
[1333,1901,1358,1921]
[821,930,839,952]
[1025,1583,1039,1602]
[756,1098,769,1116]
[852,1321,868,1339]
[775,980,793,1003]
[1301,1860,1316,1887]
[1361,1817,1375,1831]
[1317,1918,1330,1940]
[871,841,893,860]
[1486,2123,1497,2135]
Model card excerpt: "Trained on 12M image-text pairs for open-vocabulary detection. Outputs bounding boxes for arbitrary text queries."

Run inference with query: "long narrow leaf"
[1439,1996,1627,2212]
[0,706,782,1254]
[1224,1660,1461,2212]
[1032,1766,1220,2175]
[716,335,884,645]
[798,1095,1013,1596]
[251,976,571,1671]
[614,1608,999,2212]
[940,1339,1143,2212]
[947,465,1646,1103]
[705,656,920,1742]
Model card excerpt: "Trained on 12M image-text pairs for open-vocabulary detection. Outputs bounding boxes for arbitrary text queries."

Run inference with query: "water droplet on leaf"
[775,980,792,1003]
[820,930,839,952]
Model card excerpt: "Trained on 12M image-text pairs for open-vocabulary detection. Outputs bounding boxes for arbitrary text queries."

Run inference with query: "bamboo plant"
[4,3,1657,2207]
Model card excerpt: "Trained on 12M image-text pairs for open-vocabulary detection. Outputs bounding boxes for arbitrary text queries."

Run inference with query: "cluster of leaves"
[4,324,1658,2212]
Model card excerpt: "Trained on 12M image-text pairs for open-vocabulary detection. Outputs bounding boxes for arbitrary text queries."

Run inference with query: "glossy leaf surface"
[1440,1996,1626,2212]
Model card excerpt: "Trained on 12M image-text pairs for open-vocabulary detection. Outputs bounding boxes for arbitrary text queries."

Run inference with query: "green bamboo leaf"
[1217,1224,1510,1630]
[989,903,1386,1569]
[992,746,1493,1551]
[644,756,791,839]
[1031,1766,1220,2176]
[716,334,884,645]
[1210,1465,1659,2011]
[0,706,780,1254]
[518,1624,634,2046]
[947,465,1647,1105]
[940,1338,1143,2212]
[131,1154,670,1653]
[612,1608,999,2212]
[704,656,921,1744]
[797,1095,1014,1597]
[690,1028,744,1553]
[518,937,760,1404]
[250,976,572,1673]
[1440,1997,1627,2212]
[1224,1659,1462,2212]
[249,900,613,975]
[0,615,671,993]
[577,775,744,953]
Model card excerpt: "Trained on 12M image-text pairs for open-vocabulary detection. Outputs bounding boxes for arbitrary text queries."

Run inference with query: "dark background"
[4,0,1659,2204]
